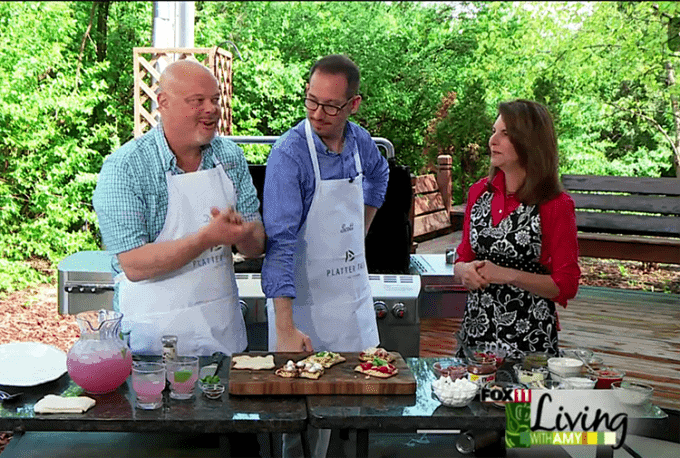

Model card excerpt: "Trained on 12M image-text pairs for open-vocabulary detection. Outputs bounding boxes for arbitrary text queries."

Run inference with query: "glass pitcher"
[66,309,133,394]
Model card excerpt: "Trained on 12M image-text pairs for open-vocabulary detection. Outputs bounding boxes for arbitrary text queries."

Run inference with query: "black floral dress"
[459,191,559,360]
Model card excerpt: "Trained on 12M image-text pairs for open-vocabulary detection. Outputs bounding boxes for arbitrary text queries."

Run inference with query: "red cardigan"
[455,172,581,306]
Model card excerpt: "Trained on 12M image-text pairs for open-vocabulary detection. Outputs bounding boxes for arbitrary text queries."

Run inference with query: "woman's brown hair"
[488,99,563,206]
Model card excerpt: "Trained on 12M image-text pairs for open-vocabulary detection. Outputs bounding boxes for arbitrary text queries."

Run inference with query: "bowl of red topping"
[432,358,468,380]
[469,345,507,366]
[595,368,626,389]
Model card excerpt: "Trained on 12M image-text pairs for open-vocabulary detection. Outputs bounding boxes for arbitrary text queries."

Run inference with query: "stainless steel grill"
[58,255,422,356]
[409,253,467,318]
[233,272,420,355]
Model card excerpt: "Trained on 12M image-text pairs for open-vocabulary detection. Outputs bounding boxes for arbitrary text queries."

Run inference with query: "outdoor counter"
[0,356,671,457]
[0,356,507,457]
[307,357,506,456]
[0,356,308,457]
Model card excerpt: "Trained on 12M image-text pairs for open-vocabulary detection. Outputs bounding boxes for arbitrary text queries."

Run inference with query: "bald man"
[93,60,265,357]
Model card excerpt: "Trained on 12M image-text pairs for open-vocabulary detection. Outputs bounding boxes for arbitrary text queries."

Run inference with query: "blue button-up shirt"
[261,120,389,300]
[92,124,261,308]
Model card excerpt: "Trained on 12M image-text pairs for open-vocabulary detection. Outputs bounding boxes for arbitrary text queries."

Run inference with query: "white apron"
[267,119,379,352]
[116,154,246,356]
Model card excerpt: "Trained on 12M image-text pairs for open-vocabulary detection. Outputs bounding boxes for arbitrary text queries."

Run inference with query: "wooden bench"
[563,175,680,265]
[447,175,680,264]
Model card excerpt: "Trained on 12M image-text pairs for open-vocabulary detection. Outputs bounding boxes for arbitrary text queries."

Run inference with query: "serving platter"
[0,342,67,386]
[228,351,416,396]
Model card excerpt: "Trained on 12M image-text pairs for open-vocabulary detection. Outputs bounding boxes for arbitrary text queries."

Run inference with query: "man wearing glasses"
[262,54,389,457]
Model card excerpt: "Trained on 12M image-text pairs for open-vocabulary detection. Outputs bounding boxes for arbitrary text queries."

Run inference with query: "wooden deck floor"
[419,286,680,412]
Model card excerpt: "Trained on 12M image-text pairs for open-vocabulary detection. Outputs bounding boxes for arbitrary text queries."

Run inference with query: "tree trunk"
[74,2,96,90]
[666,62,680,177]
[95,1,110,62]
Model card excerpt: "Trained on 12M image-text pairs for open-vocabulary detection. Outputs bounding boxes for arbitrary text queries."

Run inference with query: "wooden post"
[410,173,418,253]
[437,155,452,215]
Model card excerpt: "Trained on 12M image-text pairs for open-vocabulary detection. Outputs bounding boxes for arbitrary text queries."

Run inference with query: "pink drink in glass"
[169,374,198,395]
[166,356,199,400]
[132,362,165,409]
[134,379,165,399]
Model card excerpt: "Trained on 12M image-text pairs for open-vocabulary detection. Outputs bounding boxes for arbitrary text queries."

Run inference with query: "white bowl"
[562,348,594,361]
[548,357,583,380]
[563,376,597,390]
[611,381,653,406]
[431,381,478,408]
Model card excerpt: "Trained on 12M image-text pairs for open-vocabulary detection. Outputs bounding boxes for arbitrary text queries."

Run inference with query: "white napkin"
[34,395,96,414]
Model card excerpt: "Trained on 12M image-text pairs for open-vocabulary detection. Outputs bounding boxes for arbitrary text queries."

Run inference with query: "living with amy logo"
[480,386,628,449]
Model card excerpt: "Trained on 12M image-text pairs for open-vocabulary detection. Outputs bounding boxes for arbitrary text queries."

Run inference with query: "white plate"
[0,342,67,386]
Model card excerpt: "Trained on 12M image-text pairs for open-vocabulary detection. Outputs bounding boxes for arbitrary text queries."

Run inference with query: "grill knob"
[392,303,406,319]
[373,301,387,320]
[239,300,248,319]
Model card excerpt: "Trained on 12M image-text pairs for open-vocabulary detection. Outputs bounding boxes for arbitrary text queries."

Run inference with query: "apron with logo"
[459,191,559,360]
[117,154,246,356]
[267,119,379,352]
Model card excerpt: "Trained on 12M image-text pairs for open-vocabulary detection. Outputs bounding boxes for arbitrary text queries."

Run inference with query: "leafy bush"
[422,81,492,204]
[1,1,678,297]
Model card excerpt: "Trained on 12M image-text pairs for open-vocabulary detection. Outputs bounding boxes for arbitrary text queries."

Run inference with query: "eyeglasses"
[304,97,353,116]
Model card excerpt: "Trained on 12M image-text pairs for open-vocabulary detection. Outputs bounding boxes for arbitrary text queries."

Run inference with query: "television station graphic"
[481,386,630,449]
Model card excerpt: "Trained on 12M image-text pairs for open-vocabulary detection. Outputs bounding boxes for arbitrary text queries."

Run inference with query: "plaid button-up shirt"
[93,124,261,294]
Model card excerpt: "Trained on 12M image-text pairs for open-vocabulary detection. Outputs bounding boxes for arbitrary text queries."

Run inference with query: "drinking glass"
[132,362,165,409]
[166,356,199,400]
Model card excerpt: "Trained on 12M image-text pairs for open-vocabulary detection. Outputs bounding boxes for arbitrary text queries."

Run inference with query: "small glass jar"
[161,335,178,364]
[467,360,497,385]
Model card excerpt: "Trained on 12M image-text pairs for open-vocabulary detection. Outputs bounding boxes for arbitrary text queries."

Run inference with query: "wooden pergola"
[132,46,233,139]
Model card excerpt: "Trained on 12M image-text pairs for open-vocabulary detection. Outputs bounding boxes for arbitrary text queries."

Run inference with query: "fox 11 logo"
[480,386,532,404]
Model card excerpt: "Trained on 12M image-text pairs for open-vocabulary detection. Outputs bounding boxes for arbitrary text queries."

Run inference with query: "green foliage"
[195,1,477,170]
[2,1,680,296]
[422,79,493,203]
[467,1,680,177]
[0,260,51,300]
[0,1,149,294]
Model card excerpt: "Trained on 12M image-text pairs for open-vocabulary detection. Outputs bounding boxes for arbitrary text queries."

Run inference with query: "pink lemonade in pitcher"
[67,346,133,394]
[67,310,133,394]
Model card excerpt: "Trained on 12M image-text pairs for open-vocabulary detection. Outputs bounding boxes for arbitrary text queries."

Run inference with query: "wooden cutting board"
[228,352,416,395]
